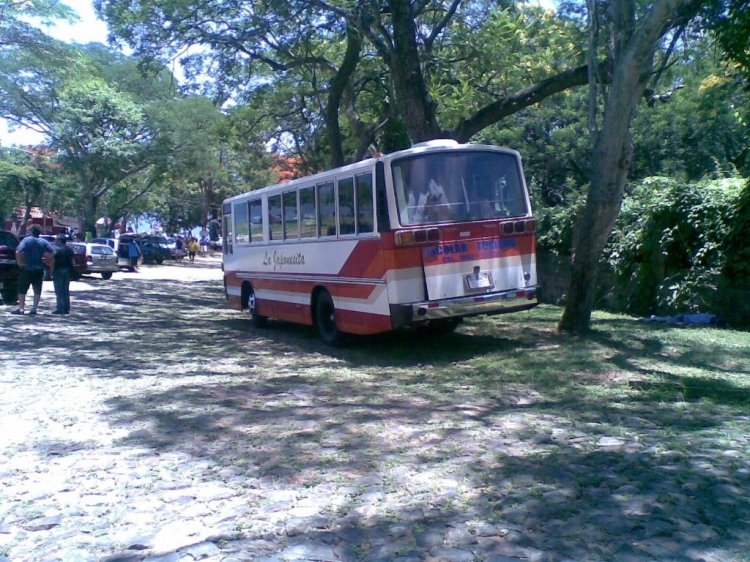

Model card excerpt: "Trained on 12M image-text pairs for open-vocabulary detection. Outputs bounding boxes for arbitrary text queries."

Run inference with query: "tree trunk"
[388,0,443,142]
[326,24,362,168]
[558,0,704,334]
[79,192,98,239]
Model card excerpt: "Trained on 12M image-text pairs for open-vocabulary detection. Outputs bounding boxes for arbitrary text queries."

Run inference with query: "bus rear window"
[393,151,527,226]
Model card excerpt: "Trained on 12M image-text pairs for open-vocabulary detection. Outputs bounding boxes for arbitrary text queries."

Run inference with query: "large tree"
[558,0,706,333]
[97,0,598,163]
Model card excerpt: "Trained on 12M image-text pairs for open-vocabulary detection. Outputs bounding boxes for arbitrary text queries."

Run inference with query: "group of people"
[181,235,208,263]
[9,228,214,316]
[10,225,74,316]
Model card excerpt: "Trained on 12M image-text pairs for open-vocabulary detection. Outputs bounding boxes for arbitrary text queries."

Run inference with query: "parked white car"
[82,243,119,279]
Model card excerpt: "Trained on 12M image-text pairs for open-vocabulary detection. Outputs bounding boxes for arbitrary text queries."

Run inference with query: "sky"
[0,0,108,146]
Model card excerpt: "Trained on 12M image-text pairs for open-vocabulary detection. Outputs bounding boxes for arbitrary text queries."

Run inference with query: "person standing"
[187,237,199,263]
[199,234,209,257]
[175,236,185,260]
[51,235,75,315]
[12,224,56,315]
[127,239,141,272]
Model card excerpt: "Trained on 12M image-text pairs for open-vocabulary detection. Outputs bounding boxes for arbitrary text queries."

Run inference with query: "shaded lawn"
[3,273,750,560]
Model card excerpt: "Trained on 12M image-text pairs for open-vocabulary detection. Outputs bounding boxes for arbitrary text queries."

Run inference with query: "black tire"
[315,290,342,346]
[246,285,267,328]
[156,258,163,265]
[101,271,113,280]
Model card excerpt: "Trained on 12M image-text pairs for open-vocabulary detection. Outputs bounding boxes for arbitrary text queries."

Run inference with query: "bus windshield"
[393,150,527,226]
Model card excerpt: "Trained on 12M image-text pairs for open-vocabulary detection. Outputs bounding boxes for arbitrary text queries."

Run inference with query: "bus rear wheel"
[315,291,342,346]
[246,285,267,328]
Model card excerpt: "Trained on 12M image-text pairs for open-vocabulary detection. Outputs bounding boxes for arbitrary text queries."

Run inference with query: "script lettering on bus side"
[263,250,306,271]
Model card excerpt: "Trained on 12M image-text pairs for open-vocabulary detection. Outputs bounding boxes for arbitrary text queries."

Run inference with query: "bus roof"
[223,141,521,204]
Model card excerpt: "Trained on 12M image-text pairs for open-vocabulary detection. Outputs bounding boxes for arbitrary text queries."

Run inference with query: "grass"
[4,272,750,561]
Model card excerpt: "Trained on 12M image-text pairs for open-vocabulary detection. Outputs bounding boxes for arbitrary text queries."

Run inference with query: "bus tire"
[315,290,342,346]
[246,285,267,328]
[101,272,113,280]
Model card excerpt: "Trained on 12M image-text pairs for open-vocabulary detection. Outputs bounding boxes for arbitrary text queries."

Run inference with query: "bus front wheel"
[246,285,267,328]
[315,291,342,346]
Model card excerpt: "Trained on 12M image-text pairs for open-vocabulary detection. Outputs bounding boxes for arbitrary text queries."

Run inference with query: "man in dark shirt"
[12,224,55,315]
[52,235,76,314]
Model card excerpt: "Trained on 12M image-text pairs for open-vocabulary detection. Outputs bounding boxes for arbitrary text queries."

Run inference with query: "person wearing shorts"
[12,224,55,316]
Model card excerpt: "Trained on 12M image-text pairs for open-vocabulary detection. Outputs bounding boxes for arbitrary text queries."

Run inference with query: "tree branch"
[452,64,597,142]
[425,0,463,51]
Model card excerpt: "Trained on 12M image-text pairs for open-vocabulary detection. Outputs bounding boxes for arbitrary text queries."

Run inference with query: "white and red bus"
[222,139,538,344]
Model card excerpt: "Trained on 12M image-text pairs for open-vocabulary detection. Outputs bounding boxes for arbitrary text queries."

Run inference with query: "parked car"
[91,237,143,270]
[142,235,173,262]
[0,230,20,305]
[38,235,86,281]
[69,242,88,279]
[127,236,170,264]
[79,242,119,279]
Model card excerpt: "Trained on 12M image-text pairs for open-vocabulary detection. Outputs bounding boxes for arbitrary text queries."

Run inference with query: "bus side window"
[269,195,283,241]
[338,177,355,235]
[235,201,250,243]
[375,161,390,232]
[283,190,299,240]
[356,172,374,234]
[317,181,336,237]
[249,199,263,242]
[300,186,316,238]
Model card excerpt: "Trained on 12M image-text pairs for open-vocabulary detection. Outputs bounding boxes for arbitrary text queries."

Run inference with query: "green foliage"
[630,45,750,179]
[604,177,744,315]
[711,0,750,78]
[718,180,750,326]
[722,180,750,281]
[533,187,584,256]
[55,76,148,167]
[434,6,585,130]
[0,149,45,222]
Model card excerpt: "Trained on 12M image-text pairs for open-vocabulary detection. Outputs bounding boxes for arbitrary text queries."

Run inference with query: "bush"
[719,180,750,327]
[604,177,743,316]
[533,176,747,320]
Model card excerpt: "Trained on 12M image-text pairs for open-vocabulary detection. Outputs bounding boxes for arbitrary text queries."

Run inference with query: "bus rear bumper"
[393,286,539,326]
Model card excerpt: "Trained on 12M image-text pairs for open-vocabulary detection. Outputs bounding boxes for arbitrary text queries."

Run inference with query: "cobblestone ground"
[1,257,749,562]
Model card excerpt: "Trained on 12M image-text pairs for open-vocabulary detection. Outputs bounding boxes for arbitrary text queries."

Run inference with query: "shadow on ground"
[2,267,749,561]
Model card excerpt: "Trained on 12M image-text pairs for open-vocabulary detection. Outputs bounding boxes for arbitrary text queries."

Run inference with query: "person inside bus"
[406,178,452,223]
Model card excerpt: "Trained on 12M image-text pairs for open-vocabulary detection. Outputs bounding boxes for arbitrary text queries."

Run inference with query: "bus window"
[250,199,263,242]
[234,201,249,243]
[393,151,527,225]
[317,181,336,237]
[300,186,316,238]
[269,195,283,241]
[223,213,233,254]
[356,172,374,234]
[283,191,299,240]
[338,177,355,235]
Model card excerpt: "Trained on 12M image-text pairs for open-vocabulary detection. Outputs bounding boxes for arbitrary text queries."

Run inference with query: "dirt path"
[1,259,748,562]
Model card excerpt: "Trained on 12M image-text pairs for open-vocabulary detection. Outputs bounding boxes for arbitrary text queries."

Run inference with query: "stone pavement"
[1,259,749,562]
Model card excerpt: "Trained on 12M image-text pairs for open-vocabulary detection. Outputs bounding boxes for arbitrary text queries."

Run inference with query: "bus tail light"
[501,219,536,236]
[395,228,440,246]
